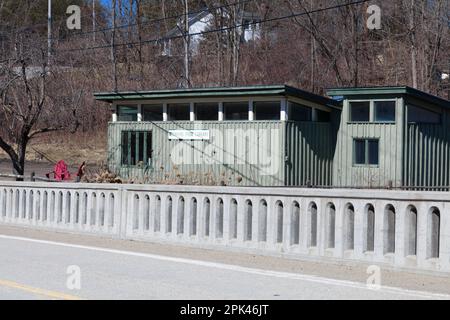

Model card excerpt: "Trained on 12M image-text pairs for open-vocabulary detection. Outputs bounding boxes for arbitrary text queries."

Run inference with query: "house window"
[354,139,379,166]
[408,105,441,124]
[224,102,248,120]
[195,103,218,121]
[374,101,396,122]
[289,102,312,121]
[350,101,370,122]
[316,109,331,122]
[121,131,153,166]
[254,101,280,120]
[117,105,138,121]
[168,104,190,121]
[143,104,163,122]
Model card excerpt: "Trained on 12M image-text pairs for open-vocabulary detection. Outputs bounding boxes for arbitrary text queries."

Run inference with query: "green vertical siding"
[333,98,404,188]
[108,120,336,187]
[108,121,287,186]
[404,123,450,190]
[284,122,334,186]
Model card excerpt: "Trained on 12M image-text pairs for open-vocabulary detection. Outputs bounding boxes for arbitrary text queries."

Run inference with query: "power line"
[0,12,94,34]
[56,0,371,53]
[53,0,256,42]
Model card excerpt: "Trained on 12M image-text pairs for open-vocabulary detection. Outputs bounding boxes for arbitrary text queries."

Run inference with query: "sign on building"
[168,130,210,141]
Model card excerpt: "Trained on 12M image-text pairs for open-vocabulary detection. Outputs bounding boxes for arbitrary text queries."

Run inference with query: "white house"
[161,9,261,57]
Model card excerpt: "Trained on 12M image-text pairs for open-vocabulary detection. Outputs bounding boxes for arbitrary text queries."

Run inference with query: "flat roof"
[326,86,450,109]
[94,85,341,108]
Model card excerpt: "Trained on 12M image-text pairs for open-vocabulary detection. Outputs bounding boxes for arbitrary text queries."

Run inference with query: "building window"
[354,139,379,166]
[254,101,280,120]
[316,109,331,122]
[168,104,190,121]
[121,131,153,166]
[117,105,138,121]
[289,102,312,121]
[349,101,370,122]
[224,102,248,120]
[408,105,441,124]
[374,101,396,122]
[195,103,218,121]
[142,104,163,122]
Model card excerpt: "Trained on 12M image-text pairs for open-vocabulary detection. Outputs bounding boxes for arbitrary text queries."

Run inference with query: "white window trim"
[112,104,118,122]
[137,104,143,122]
[281,98,288,121]
[190,102,195,121]
[112,97,315,123]
[163,103,168,121]
[218,102,224,121]
[248,100,254,121]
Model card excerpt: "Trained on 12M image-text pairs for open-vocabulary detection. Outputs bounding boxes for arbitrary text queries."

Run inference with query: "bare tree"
[0,50,78,178]
[111,0,118,91]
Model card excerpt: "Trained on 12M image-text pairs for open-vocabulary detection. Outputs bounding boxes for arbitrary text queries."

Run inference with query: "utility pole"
[111,0,118,91]
[47,0,52,68]
[93,0,96,43]
[410,0,418,88]
[184,0,190,88]
[310,0,315,92]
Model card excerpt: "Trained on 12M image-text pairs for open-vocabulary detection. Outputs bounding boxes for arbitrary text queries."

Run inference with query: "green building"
[327,87,450,190]
[94,85,450,189]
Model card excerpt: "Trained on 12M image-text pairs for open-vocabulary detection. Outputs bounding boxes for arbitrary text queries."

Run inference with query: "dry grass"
[0,131,107,167]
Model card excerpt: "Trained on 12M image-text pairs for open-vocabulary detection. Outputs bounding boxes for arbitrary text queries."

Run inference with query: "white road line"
[0,234,448,300]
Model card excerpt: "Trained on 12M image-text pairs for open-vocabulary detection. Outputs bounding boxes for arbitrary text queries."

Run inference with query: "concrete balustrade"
[0,181,449,275]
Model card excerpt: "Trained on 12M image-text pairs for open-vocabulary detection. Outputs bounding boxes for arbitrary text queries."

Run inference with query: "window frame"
[120,130,153,168]
[253,101,281,121]
[348,99,397,124]
[167,103,190,121]
[348,101,370,123]
[407,104,442,124]
[353,138,380,167]
[194,102,219,121]
[117,105,139,122]
[142,104,164,122]
[373,100,396,123]
[223,101,249,121]
[288,101,312,122]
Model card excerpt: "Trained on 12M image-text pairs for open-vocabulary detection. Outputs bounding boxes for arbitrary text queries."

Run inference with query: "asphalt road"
[0,233,449,300]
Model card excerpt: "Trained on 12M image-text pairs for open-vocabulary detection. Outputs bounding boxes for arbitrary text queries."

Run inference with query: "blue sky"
[99,0,111,10]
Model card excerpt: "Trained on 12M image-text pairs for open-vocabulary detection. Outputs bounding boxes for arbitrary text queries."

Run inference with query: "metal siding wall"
[108,121,286,186]
[334,123,401,187]
[333,99,403,188]
[284,122,334,186]
[405,123,450,190]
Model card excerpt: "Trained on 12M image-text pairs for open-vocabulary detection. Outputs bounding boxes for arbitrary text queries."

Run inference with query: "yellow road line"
[0,279,83,300]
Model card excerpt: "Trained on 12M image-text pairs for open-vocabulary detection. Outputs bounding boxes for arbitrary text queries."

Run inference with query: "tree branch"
[28,126,65,140]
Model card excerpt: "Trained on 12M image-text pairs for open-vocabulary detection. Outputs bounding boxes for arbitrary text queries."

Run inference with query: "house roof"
[165,10,211,38]
[326,86,450,109]
[163,7,262,39]
[94,85,341,108]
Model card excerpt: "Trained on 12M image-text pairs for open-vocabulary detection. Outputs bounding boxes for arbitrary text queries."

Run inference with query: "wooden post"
[281,99,288,121]
[137,104,143,122]
[248,100,254,121]
[190,102,195,121]
[163,103,168,121]
[218,102,224,121]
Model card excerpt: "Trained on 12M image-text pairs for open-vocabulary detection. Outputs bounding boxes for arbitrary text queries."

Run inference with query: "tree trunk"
[111,0,118,92]
[410,0,418,88]
[14,143,27,181]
